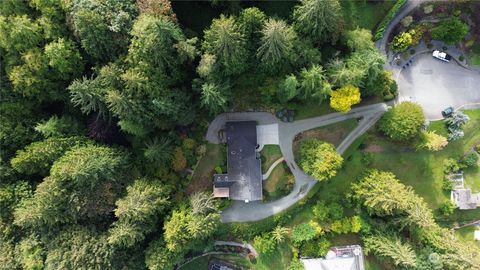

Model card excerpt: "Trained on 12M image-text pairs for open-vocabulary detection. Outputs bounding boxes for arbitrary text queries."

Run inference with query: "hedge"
[374,0,408,41]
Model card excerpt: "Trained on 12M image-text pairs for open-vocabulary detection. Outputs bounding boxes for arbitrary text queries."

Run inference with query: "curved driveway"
[397,53,480,119]
[213,103,388,223]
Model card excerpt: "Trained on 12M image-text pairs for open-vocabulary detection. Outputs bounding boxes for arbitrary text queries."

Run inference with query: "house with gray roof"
[301,245,365,270]
[213,121,262,202]
[449,172,480,210]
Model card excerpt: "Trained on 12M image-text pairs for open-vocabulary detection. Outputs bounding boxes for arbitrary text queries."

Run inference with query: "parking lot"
[397,53,480,119]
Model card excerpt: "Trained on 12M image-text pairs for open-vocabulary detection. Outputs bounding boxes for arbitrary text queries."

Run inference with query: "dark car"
[442,106,454,117]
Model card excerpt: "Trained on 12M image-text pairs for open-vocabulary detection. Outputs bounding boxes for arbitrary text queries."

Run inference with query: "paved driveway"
[397,53,480,119]
[256,124,279,145]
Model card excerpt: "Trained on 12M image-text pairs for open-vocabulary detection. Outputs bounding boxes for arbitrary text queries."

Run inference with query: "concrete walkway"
[212,103,388,223]
[262,157,285,180]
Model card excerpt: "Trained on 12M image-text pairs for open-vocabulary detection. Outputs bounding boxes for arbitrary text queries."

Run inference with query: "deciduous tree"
[378,102,425,141]
[329,85,361,112]
[299,139,343,181]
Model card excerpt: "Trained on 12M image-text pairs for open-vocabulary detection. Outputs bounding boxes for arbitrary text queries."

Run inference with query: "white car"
[432,50,452,62]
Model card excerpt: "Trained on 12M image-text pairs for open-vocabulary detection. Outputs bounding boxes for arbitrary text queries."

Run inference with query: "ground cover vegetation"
[1,0,476,269]
[388,1,480,66]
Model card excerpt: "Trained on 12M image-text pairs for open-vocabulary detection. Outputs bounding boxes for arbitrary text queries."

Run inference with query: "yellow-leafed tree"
[329,85,361,112]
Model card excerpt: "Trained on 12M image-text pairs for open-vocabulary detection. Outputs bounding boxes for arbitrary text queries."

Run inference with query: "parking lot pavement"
[397,53,480,119]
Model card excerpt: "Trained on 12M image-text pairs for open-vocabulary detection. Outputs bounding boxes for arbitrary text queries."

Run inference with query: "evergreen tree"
[293,0,343,44]
[363,234,417,269]
[299,64,331,102]
[203,15,248,76]
[108,179,169,248]
[256,19,296,73]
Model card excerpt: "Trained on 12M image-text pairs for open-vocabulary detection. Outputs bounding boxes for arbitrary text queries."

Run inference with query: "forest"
[2,0,477,269]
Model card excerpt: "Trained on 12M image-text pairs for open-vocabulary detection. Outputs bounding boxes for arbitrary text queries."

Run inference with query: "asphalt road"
[397,53,480,119]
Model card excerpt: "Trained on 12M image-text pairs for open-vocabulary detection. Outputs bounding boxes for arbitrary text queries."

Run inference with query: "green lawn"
[260,145,283,172]
[251,242,292,270]
[340,0,396,31]
[293,119,359,159]
[263,162,294,201]
[464,164,480,192]
[455,226,480,249]
[188,144,225,194]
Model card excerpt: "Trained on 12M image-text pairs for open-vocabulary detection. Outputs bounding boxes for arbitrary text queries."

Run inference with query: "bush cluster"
[374,0,408,41]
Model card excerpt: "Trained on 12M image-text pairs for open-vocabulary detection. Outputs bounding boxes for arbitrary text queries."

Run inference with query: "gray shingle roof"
[213,121,262,201]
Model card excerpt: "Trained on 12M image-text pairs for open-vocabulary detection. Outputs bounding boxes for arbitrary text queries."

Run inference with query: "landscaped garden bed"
[388,1,480,66]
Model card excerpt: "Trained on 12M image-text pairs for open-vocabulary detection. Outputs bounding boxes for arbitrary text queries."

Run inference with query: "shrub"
[416,131,448,151]
[300,238,331,257]
[391,32,413,52]
[459,55,464,62]
[328,202,344,220]
[253,233,277,255]
[378,102,425,141]
[423,5,433,14]
[443,158,460,174]
[442,177,453,192]
[374,0,408,40]
[410,49,416,54]
[460,153,478,168]
[401,16,413,28]
[439,200,456,216]
[427,43,433,49]
[291,222,317,244]
[431,18,469,44]
[312,201,329,222]
[475,144,480,154]
[214,166,223,174]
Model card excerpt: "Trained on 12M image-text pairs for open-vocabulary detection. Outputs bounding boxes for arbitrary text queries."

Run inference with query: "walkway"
[209,103,388,223]
[262,157,285,180]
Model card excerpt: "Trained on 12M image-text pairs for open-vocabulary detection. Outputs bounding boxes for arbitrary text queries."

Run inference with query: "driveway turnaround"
[207,103,388,223]
[397,53,480,119]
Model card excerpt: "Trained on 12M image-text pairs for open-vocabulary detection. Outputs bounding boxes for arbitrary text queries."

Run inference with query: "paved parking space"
[256,123,279,145]
[397,53,480,119]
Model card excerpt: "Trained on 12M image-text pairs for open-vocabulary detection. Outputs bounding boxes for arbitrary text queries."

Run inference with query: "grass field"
[260,145,283,173]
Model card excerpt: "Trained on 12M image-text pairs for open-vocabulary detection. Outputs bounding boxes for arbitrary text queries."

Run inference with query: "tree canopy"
[299,139,343,181]
[293,0,343,44]
[379,102,425,141]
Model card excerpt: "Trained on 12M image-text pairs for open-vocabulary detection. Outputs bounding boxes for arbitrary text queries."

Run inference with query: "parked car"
[432,50,452,62]
[442,106,454,117]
